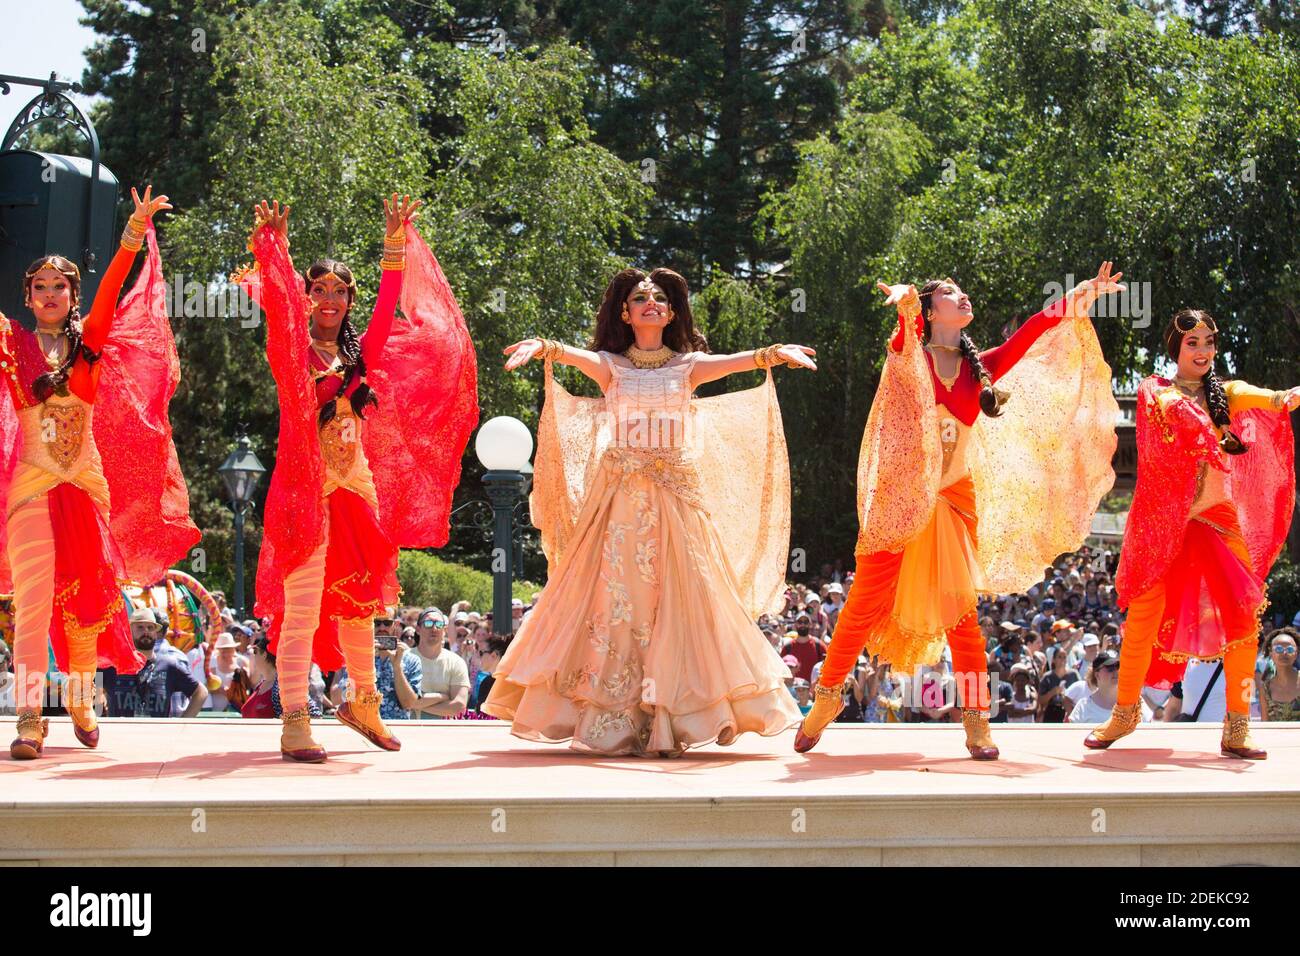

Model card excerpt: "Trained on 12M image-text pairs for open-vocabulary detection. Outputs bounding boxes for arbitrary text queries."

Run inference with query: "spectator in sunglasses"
[1259,629,1300,721]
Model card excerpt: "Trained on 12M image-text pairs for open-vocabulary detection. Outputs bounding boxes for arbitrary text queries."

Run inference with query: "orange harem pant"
[1116,504,1257,716]
[821,481,989,711]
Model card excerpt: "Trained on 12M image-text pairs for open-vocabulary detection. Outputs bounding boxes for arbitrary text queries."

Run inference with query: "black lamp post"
[474,417,534,637]
[217,433,266,618]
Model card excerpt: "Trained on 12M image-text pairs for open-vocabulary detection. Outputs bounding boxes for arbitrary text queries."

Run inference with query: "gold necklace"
[36,328,68,368]
[925,342,962,354]
[623,344,676,369]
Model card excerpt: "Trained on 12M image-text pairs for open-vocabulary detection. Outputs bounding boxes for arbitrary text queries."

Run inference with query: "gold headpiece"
[310,270,357,291]
[25,256,80,281]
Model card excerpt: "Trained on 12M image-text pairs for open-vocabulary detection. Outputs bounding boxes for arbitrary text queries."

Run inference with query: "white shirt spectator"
[1069,694,1152,725]
[417,648,470,720]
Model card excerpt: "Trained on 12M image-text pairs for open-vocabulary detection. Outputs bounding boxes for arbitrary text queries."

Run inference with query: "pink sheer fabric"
[94,223,201,583]
[363,228,479,547]
[1116,377,1294,607]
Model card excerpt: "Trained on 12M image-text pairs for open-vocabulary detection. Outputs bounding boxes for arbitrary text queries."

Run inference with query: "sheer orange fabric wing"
[854,312,942,556]
[970,307,1118,593]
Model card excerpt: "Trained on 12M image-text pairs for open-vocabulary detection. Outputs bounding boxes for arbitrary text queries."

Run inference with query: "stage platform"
[2,718,1299,866]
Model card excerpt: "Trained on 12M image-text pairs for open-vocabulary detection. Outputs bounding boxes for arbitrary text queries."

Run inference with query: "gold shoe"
[1221,712,1267,760]
[10,709,49,760]
[336,689,401,751]
[962,708,999,760]
[793,683,843,753]
[67,676,99,749]
[280,708,327,763]
[1084,702,1141,750]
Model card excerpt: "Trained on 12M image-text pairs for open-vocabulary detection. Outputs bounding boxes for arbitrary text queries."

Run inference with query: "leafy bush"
[398,550,541,611]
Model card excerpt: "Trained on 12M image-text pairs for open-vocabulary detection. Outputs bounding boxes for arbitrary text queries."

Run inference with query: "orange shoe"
[280,708,327,763]
[1221,713,1267,760]
[962,708,999,760]
[793,683,843,753]
[1084,702,1141,750]
[336,689,401,751]
[67,680,99,749]
[10,709,49,760]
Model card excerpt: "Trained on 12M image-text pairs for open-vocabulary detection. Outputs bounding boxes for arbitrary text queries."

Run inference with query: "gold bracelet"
[121,215,147,252]
[1272,390,1288,412]
[538,338,565,361]
[755,344,788,369]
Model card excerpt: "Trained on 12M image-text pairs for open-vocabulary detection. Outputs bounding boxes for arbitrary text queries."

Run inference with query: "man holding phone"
[336,616,423,721]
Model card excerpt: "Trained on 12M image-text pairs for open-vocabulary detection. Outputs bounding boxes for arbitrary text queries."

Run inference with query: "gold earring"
[666,307,674,322]
[621,303,630,323]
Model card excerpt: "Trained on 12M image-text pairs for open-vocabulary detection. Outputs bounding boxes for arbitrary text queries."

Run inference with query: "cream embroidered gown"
[483,350,800,754]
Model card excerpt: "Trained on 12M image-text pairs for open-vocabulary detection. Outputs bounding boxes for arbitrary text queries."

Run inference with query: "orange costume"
[798,283,1117,757]
[0,218,199,756]
[1087,370,1293,757]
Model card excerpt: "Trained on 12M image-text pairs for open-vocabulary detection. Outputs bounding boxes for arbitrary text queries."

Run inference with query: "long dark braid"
[24,256,98,402]
[1165,308,1246,455]
[307,259,378,429]
[919,277,1007,417]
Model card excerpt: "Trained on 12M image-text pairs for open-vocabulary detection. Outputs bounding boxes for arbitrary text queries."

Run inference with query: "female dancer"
[796,264,1122,759]
[484,268,812,755]
[240,196,477,761]
[1086,309,1298,757]
[2,186,200,757]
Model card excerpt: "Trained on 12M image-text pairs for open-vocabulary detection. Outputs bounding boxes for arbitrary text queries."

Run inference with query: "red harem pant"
[821,478,990,711]
[1117,502,1262,716]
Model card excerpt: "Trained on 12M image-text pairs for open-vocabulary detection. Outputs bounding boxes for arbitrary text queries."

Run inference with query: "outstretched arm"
[83,186,172,353]
[1225,380,1300,414]
[981,261,1124,382]
[690,344,816,388]
[504,339,612,390]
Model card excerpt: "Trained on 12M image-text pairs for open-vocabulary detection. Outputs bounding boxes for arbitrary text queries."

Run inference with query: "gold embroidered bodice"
[7,392,111,516]
[936,404,973,489]
[1160,378,1282,517]
[599,353,703,506]
[318,396,378,508]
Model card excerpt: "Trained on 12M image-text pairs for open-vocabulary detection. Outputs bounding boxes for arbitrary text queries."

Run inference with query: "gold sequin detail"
[43,403,87,470]
[319,400,359,477]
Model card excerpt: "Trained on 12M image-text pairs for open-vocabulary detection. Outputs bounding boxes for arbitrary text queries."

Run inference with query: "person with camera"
[334,616,423,731]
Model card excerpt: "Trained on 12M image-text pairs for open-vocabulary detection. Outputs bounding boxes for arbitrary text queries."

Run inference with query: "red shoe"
[793,684,843,754]
[9,710,48,760]
[962,709,999,761]
[280,708,327,763]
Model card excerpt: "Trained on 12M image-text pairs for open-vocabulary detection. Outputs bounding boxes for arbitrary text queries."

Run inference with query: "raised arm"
[981,262,1124,382]
[83,186,172,353]
[246,201,311,394]
[360,194,422,367]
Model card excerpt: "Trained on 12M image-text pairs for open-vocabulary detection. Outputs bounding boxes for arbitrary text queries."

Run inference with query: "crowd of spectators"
[2,545,1299,730]
[764,550,1300,726]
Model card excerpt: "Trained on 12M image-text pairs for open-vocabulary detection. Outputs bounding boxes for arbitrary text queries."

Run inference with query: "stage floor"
[2,718,1299,865]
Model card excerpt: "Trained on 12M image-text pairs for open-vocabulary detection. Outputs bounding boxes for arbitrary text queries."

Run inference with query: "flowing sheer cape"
[1116,376,1294,605]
